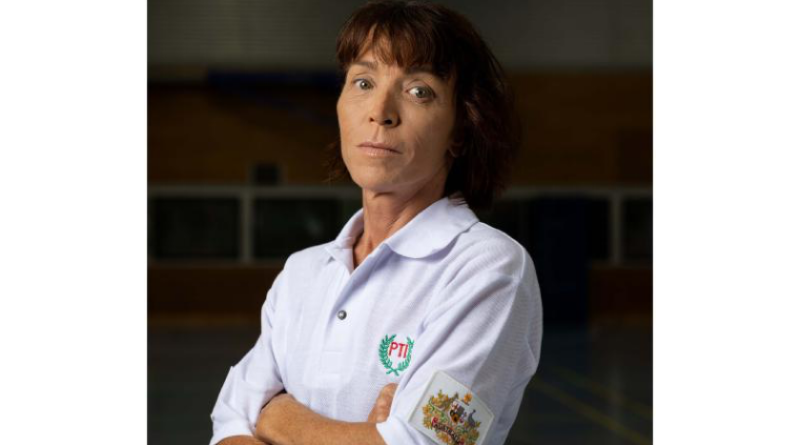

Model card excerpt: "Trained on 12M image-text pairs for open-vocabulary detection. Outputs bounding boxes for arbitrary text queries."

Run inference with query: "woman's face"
[337,47,457,197]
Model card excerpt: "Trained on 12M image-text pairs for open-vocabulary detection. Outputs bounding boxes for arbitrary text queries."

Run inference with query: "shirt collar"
[325,194,479,261]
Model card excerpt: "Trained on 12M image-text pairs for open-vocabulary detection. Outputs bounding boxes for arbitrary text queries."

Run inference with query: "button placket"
[324,245,387,358]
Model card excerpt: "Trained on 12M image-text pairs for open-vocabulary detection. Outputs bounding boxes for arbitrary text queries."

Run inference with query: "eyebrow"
[352,60,378,71]
[350,60,439,78]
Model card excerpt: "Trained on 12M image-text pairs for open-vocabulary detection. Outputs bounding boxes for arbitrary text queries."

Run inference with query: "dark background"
[148,1,652,444]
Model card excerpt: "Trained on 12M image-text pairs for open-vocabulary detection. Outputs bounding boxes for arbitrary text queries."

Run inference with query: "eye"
[353,78,373,90]
[409,86,434,100]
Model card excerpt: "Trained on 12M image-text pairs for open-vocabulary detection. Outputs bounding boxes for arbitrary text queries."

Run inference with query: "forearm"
[217,435,268,445]
[256,396,385,445]
[277,415,383,445]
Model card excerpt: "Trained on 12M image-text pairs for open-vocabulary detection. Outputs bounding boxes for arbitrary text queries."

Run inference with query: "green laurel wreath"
[378,334,414,376]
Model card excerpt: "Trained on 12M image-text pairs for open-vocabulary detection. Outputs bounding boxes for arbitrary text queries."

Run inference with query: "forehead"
[345,32,453,81]
[348,55,440,79]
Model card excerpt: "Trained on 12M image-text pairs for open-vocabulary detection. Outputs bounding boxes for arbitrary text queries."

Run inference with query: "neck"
[353,177,446,267]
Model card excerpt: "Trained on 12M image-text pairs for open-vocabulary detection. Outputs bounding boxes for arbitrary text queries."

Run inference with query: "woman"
[210,2,542,444]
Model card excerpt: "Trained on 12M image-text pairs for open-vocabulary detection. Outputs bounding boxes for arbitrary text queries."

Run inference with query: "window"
[253,198,339,258]
[623,198,653,262]
[150,197,240,259]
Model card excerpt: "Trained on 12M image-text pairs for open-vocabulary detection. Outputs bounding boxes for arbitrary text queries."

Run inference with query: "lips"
[357,141,400,156]
[358,141,400,153]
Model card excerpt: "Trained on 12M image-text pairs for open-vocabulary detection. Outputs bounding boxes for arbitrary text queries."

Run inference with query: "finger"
[368,404,391,423]
[381,383,398,397]
[375,406,391,422]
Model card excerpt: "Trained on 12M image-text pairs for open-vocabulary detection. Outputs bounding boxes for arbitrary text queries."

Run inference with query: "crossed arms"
[216,384,396,445]
[212,249,542,445]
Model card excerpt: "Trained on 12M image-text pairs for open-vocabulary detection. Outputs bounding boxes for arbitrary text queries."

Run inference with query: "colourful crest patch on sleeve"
[408,371,494,445]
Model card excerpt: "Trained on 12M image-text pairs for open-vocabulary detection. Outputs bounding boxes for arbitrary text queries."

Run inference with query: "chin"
[352,177,395,194]
[349,170,404,194]
[345,161,392,186]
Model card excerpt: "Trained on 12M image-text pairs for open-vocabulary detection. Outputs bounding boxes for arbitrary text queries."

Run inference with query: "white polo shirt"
[209,195,543,445]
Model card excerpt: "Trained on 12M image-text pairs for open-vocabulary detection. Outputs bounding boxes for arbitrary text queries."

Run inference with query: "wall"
[148,70,652,325]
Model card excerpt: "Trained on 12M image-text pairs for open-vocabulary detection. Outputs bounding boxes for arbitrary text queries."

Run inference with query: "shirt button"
[337,310,347,320]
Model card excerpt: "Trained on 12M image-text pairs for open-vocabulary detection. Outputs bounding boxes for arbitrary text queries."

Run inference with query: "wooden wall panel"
[510,72,652,185]
[148,265,281,315]
[148,86,338,184]
[588,265,653,324]
[148,71,652,187]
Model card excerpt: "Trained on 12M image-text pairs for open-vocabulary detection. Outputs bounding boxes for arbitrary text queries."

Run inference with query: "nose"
[369,89,399,127]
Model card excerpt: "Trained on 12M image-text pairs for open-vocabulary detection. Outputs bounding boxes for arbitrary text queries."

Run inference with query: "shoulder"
[446,221,534,281]
[424,221,542,328]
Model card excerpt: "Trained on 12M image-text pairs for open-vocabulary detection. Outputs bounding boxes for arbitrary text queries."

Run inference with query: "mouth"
[357,141,400,156]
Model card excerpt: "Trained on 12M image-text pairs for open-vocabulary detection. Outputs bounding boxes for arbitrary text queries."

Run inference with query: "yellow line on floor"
[548,364,653,420]
[533,379,652,445]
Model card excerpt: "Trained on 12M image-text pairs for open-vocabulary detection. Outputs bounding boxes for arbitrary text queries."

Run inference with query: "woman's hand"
[367,383,398,423]
[256,392,296,445]
[255,390,388,445]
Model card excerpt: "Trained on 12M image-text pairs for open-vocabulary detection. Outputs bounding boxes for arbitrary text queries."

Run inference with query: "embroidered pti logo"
[378,334,414,376]
[422,391,482,445]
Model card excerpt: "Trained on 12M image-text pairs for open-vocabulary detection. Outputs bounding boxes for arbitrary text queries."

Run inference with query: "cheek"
[336,100,347,134]
[410,115,453,163]
[337,103,368,174]
[337,99,362,141]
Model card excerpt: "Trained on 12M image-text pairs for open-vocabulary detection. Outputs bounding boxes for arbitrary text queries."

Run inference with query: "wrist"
[257,394,302,445]
[280,399,324,445]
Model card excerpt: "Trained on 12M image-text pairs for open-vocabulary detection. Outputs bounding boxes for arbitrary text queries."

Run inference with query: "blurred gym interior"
[148,1,652,443]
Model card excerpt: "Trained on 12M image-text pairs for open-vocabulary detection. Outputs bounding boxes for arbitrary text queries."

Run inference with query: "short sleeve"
[376,249,543,445]
[208,270,287,445]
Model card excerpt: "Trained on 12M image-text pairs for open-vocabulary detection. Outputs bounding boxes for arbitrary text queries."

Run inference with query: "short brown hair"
[327,0,520,210]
